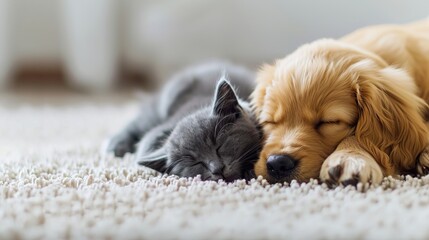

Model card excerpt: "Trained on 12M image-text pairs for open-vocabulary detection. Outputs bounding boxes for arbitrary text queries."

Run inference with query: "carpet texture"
[2,100,429,240]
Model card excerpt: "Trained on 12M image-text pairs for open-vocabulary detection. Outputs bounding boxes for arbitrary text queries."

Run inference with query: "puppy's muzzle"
[267,154,297,179]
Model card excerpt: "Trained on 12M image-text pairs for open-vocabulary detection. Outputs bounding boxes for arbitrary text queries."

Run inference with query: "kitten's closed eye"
[183,154,196,161]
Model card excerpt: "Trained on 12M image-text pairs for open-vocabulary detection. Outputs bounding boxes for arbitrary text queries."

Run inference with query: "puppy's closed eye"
[261,120,276,126]
[317,120,341,127]
[316,120,349,135]
[259,119,276,128]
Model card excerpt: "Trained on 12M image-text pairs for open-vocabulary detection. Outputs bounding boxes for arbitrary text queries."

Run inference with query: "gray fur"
[107,62,262,181]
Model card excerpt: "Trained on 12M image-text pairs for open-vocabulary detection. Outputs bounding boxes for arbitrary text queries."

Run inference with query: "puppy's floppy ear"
[354,66,429,174]
[251,64,276,119]
[212,79,242,117]
[138,148,168,173]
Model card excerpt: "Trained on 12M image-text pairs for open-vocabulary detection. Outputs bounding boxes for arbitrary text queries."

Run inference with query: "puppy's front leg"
[319,136,384,187]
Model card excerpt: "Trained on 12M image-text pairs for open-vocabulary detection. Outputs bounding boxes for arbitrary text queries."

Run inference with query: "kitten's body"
[107,62,262,181]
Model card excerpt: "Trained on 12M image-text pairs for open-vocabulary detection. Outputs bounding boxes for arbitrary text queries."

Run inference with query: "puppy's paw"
[417,146,429,176]
[106,134,136,157]
[320,150,383,187]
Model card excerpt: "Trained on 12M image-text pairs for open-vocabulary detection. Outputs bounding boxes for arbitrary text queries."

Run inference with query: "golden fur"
[252,19,429,185]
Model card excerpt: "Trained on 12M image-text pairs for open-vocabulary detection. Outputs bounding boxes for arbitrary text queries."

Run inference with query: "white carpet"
[2,98,429,240]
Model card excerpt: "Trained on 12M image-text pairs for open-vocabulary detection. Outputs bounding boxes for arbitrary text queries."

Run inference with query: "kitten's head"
[139,79,262,182]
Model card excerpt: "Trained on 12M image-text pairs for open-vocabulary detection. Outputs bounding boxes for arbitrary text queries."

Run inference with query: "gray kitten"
[107,62,262,181]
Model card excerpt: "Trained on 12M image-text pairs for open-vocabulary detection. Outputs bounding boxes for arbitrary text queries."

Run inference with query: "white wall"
[62,0,119,91]
[0,0,12,86]
[11,0,62,67]
[1,0,428,89]
[137,0,429,80]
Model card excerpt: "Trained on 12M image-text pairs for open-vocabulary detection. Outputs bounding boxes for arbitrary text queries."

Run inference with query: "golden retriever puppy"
[252,19,429,186]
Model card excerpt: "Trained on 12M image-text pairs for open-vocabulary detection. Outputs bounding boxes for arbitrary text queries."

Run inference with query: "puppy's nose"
[267,154,297,178]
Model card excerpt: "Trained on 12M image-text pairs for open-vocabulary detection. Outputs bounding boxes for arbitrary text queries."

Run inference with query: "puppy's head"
[252,39,428,183]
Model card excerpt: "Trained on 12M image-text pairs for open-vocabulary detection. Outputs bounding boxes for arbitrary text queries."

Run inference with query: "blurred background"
[0,0,428,96]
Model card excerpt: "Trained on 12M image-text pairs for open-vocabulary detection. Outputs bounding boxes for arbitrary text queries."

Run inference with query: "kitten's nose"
[266,154,297,179]
[210,161,225,175]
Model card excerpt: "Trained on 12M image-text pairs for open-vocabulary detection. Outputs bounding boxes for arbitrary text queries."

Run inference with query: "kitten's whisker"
[213,114,238,139]
[234,142,261,163]
[217,122,236,138]
[213,114,233,138]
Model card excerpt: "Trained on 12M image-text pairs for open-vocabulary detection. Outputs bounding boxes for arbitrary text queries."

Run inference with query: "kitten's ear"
[212,79,242,116]
[137,148,168,173]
